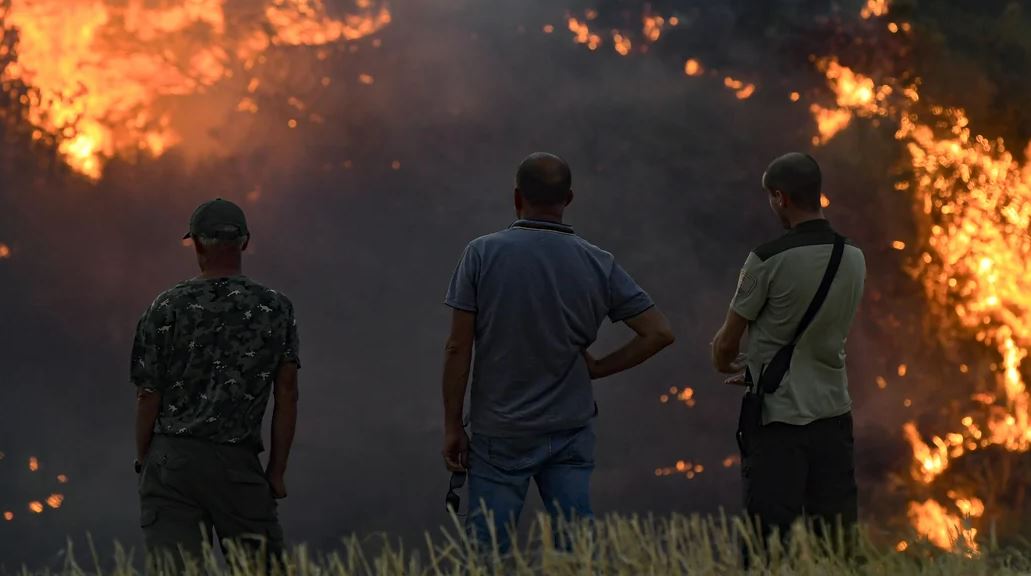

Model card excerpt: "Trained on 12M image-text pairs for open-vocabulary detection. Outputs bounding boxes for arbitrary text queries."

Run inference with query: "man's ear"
[514,188,524,212]
[241,236,250,252]
[773,189,788,208]
[565,189,574,207]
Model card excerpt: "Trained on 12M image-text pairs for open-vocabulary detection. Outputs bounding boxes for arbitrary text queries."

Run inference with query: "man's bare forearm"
[711,328,741,373]
[592,333,673,379]
[268,399,297,475]
[268,365,299,476]
[135,389,161,462]
[268,395,297,475]
[442,343,472,430]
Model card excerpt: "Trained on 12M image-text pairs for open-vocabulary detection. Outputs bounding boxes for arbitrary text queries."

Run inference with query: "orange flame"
[811,45,1031,553]
[1,0,392,180]
[27,501,43,514]
[860,0,891,20]
[907,499,979,553]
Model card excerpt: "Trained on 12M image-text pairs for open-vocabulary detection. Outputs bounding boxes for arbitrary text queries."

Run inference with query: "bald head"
[516,152,572,207]
[763,152,822,212]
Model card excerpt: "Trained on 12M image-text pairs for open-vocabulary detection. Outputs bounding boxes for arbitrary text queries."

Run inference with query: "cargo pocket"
[227,468,276,521]
[140,507,159,528]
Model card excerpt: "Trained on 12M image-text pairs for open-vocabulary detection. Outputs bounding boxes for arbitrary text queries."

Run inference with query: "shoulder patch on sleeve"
[736,269,757,298]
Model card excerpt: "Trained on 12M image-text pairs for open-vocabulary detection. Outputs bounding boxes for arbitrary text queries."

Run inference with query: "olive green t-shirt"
[730,219,866,425]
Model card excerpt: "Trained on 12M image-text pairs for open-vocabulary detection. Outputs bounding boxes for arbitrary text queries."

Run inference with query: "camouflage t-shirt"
[130,275,300,451]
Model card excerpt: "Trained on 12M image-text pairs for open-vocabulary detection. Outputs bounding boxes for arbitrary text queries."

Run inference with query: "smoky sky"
[0,0,1008,568]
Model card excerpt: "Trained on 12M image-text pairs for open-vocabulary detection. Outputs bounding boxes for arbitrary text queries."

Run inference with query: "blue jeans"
[467,423,595,552]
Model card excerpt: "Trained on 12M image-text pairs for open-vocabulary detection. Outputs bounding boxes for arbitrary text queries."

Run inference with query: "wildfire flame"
[907,499,979,552]
[811,5,1031,550]
[0,0,391,179]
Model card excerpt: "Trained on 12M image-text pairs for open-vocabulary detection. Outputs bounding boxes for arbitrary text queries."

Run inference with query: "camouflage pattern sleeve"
[130,296,174,392]
[281,298,301,369]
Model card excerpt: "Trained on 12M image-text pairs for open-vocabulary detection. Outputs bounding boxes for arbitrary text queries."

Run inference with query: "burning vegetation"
[0,0,391,180]
[1,0,1029,561]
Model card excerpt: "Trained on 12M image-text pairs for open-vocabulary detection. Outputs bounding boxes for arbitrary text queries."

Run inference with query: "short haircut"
[195,225,247,249]
[762,152,822,211]
[516,152,572,206]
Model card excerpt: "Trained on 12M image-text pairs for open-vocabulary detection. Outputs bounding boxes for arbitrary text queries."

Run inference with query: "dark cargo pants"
[138,435,284,568]
[742,412,858,544]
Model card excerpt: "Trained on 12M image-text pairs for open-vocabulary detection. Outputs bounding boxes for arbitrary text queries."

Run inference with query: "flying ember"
[0,0,392,180]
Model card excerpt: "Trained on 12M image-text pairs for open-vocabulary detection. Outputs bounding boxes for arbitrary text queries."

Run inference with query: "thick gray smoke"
[4,0,1024,567]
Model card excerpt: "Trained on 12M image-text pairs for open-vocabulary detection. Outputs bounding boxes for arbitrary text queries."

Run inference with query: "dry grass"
[48,513,1031,576]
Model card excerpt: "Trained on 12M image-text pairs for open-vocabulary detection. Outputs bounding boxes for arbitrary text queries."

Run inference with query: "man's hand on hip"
[442,425,469,472]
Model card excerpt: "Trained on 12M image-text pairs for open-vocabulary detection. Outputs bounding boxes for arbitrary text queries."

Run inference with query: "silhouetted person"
[711,153,866,547]
[441,152,675,552]
[132,199,300,568]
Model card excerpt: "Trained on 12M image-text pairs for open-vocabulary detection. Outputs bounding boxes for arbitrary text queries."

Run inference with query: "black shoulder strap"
[790,234,845,344]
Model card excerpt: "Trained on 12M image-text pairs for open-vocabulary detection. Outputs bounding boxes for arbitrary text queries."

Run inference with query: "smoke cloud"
[2,0,1028,567]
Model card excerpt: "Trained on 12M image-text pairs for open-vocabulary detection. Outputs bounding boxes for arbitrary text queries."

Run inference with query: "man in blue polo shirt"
[441,152,675,551]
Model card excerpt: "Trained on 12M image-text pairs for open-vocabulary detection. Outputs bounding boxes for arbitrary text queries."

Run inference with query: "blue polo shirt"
[445,219,654,437]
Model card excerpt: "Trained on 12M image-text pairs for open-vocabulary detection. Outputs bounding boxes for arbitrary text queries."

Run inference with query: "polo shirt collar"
[791,218,831,233]
[511,219,575,234]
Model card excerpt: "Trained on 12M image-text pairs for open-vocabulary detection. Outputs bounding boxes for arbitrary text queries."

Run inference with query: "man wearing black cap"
[131,198,300,567]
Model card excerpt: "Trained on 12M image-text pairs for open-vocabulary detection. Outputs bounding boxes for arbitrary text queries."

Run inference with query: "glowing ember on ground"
[612,32,632,56]
[722,77,755,100]
[567,17,601,51]
[656,459,705,479]
[45,494,64,509]
[56,474,68,484]
[0,0,392,180]
[642,15,665,43]
[683,58,703,77]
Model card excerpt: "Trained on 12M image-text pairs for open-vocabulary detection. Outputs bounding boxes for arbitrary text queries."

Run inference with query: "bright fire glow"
[0,0,392,180]
[812,39,1031,552]
[861,0,891,20]
[907,499,979,552]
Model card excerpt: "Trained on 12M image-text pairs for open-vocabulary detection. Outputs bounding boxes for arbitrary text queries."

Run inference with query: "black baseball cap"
[183,198,250,240]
